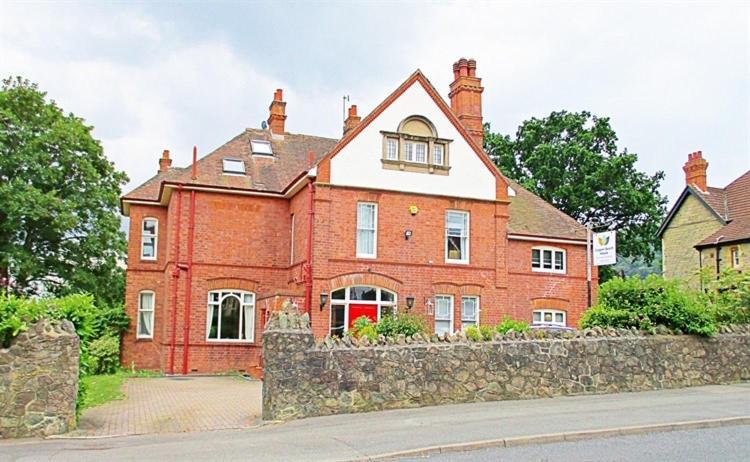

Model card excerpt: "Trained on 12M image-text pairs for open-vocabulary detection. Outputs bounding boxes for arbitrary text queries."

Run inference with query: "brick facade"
[121,59,597,374]
[122,184,596,374]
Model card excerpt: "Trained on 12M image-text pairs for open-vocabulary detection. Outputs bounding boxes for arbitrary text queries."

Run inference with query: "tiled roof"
[695,170,750,247]
[122,129,339,200]
[506,179,587,241]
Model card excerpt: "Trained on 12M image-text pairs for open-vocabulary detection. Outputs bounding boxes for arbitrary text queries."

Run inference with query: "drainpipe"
[714,235,724,280]
[181,146,198,375]
[303,151,315,315]
[167,185,183,375]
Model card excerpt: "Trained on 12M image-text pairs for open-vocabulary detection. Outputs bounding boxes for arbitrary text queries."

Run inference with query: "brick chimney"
[158,149,172,172]
[683,151,709,192]
[343,104,361,136]
[267,88,287,134]
[449,58,484,147]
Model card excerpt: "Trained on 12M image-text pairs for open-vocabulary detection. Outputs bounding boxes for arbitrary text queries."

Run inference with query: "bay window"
[207,290,255,342]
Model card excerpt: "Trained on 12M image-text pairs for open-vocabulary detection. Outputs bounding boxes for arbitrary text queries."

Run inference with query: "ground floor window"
[137,291,155,339]
[434,295,453,335]
[461,296,479,329]
[207,290,255,342]
[532,309,566,327]
[329,286,396,336]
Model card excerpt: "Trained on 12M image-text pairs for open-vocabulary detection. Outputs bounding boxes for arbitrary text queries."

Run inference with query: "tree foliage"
[0,77,128,305]
[485,111,667,268]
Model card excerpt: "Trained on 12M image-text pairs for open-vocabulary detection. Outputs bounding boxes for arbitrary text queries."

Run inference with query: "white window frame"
[206,290,256,343]
[731,247,740,268]
[329,286,397,336]
[404,142,415,162]
[140,218,158,261]
[434,295,454,335]
[290,214,295,264]
[250,139,273,155]
[414,142,428,164]
[445,210,470,264]
[433,144,444,166]
[136,290,155,339]
[386,138,398,160]
[222,158,246,175]
[460,296,480,329]
[533,309,566,327]
[356,202,378,259]
[531,246,566,274]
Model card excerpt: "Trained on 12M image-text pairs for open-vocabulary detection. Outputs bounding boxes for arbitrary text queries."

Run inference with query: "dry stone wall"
[0,319,79,438]
[262,311,750,421]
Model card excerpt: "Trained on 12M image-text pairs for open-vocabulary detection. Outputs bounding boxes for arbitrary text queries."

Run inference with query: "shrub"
[375,313,428,338]
[479,325,494,341]
[580,275,716,336]
[496,316,530,334]
[88,335,121,375]
[464,325,481,341]
[702,269,750,325]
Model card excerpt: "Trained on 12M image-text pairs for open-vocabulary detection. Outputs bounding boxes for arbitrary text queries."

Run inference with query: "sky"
[1,1,748,208]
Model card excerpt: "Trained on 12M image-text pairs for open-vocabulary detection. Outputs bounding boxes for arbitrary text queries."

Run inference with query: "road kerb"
[359,416,750,461]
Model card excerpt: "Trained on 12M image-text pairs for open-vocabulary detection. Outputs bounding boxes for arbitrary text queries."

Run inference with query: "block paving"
[68,376,261,437]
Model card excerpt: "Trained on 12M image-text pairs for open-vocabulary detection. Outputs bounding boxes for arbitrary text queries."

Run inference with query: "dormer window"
[381,116,452,175]
[250,139,273,156]
[222,158,245,175]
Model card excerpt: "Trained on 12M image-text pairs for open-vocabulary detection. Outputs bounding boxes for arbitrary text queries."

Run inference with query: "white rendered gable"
[329,82,496,201]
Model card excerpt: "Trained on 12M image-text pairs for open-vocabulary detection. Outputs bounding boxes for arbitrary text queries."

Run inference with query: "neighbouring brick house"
[658,151,750,287]
[121,59,597,375]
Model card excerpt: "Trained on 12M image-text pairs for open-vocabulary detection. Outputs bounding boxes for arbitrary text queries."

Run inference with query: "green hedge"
[580,271,750,336]
[0,294,129,417]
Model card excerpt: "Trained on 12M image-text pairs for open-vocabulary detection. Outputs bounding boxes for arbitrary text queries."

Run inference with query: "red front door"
[348,304,378,328]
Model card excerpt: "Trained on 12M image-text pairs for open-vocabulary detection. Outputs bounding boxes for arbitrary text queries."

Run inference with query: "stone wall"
[0,319,79,438]
[262,311,750,421]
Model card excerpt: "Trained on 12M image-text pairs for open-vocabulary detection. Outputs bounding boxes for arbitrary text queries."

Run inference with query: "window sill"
[140,257,158,262]
[205,339,255,345]
[381,159,450,175]
[135,336,153,341]
[445,259,469,265]
[355,254,377,259]
[532,268,567,275]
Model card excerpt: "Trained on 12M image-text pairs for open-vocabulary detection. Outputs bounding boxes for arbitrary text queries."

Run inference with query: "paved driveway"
[69,376,262,437]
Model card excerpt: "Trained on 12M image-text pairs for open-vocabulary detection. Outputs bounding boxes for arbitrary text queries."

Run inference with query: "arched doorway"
[329,286,397,336]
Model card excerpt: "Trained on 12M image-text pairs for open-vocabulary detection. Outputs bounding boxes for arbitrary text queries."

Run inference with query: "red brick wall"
[122,184,596,374]
[507,239,598,327]
[309,184,512,337]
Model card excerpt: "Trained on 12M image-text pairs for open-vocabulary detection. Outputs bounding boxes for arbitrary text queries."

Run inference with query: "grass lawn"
[80,370,159,411]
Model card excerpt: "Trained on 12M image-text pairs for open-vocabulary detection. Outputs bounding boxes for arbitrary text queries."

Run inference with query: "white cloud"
[1,1,747,208]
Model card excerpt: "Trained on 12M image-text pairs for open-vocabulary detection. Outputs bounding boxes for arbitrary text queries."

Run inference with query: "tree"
[485,111,667,277]
[0,77,128,306]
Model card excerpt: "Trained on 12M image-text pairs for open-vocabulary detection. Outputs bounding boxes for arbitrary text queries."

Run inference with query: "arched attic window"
[381,115,452,175]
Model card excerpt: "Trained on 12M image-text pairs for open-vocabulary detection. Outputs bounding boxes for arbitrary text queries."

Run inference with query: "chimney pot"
[268,88,287,134]
[683,151,709,192]
[343,104,362,136]
[159,149,172,172]
[449,57,484,148]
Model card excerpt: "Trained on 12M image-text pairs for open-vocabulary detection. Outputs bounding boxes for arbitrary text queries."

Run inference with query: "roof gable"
[657,185,728,237]
[320,70,506,201]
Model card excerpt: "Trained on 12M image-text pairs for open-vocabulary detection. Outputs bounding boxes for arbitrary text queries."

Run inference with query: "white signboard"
[593,231,617,266]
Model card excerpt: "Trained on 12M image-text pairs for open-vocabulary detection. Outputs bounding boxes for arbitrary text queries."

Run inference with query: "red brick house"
[121,58,597,375]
